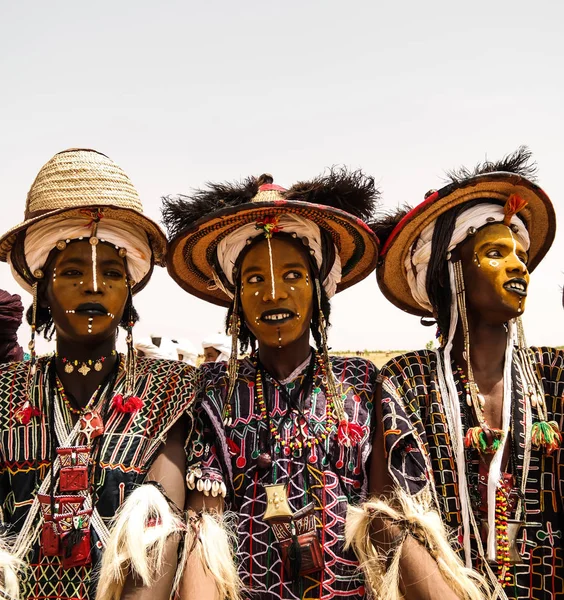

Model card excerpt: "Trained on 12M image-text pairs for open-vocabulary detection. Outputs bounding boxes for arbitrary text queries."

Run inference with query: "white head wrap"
[213,213,342,299]
[202,333,231,362]
[175,339,198,366]
[405,203,530,313]
[8,214,152,292]
[134,336,178,360]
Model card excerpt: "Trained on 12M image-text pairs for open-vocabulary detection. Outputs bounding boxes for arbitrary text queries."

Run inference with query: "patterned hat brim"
[0,204,167,294]
[167,199,380,307]
[377,172,556,316]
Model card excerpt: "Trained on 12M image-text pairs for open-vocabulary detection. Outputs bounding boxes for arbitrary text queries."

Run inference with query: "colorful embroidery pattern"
[379,347,564,599]
[0,355,198,600]
[188,356,377,600]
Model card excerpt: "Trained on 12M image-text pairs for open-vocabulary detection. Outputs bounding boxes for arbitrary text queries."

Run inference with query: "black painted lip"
[260,308,296,325]
[503,278,528,297]
[74,302,108,316]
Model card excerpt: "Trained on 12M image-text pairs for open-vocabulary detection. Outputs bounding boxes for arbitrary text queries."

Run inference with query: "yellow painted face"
[239,236,314,349]
[460,223,529,323]
[44,241,128,344]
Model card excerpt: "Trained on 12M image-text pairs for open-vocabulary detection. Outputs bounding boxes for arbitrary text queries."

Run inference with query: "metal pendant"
[263,483,294,521]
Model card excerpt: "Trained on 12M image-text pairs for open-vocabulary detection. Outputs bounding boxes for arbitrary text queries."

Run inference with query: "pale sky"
[0,0,562,354]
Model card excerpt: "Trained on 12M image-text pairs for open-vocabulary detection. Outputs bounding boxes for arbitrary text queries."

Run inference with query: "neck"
[55,336,118,409]
[257,333,311,380]
[452,315,508,377]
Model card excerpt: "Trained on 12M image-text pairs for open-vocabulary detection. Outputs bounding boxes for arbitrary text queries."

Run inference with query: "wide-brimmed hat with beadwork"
[162,168,381,307]
[377,147,556,316]
[0,148,167,294]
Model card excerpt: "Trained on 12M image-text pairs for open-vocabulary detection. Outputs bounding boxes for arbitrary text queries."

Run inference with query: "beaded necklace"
[55,376,103,416]
[255,353,337,455]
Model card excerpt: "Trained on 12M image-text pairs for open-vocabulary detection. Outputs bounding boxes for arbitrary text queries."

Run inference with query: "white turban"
[213,213,342,299]
[8,214,152,291]
[202,333,231,362]
[175,339,198,366]
[405,203,530,312]
[135,337,178,360]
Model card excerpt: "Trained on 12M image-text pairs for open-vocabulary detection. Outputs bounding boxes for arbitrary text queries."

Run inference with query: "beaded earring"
[226,289,241,405]
[314,278,362,447]
[515,318,562,454]
[453,260,504,454]
[111,283,142,414]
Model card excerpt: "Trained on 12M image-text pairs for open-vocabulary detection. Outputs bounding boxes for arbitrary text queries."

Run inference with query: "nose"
[506,252,528,277]
[83,264,104,295]
[262,278,288,303]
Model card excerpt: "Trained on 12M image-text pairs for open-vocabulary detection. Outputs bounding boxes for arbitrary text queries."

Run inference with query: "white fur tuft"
[345,490,492,600]
[0,533,22,600]
[96,484,184,600]
[179,510,242,600]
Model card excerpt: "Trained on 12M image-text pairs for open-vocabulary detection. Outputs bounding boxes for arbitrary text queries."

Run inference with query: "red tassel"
[337,419,364,447]
[503,193,528,225]
[112,394,143,414]
[226,437,240,456]
[15,401,41,425]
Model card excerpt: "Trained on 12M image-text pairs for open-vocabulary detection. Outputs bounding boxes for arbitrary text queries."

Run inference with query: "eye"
[105,269,124,278]
[485,249,502,259]
[284,271,302,281]
[247,274,264,284]
[518,254,529,265]
[61,269,82,277]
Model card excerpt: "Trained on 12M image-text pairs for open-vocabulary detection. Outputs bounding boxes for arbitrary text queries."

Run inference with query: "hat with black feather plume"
[162,167,380,306]
[377,146,555,315]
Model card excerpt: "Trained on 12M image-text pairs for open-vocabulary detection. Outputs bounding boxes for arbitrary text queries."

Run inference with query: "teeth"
[507,281,526,292]
[263,313,291,321]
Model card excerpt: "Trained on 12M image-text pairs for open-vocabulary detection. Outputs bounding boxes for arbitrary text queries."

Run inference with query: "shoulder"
[530,346,564,365]
[135,355,196,379]
[330,355,378,379]
[0,358,29,379]
[379,349,437,380]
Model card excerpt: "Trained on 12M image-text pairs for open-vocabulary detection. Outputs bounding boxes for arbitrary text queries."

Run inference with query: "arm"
[347,382,485,600]
[120,417,188,600]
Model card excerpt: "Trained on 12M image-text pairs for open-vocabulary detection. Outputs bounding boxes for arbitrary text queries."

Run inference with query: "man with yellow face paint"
[348,147,562,600]
[160,170,485,600]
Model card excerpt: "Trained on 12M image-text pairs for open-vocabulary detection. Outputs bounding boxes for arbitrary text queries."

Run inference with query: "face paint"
[460,223,530,323]
[240,237,314,350]
[44,241,129,344]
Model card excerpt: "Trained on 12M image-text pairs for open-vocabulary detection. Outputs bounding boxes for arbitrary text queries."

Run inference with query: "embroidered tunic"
[187,355,377,600]
[0,355,197,600]
[379,347,564,600]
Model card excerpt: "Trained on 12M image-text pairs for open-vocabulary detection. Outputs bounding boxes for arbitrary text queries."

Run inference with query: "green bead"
[252,450,259,459]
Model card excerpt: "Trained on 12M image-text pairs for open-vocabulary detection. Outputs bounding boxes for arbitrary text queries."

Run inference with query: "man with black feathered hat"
[348,147,563,600]
[161,168,381,599]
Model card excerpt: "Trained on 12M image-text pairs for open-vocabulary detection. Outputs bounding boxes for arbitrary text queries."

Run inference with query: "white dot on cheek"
[489,260,499,268]
[255,291,259,296]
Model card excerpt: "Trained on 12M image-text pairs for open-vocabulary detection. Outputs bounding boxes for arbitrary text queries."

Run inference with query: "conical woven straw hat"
[0,149,166,288]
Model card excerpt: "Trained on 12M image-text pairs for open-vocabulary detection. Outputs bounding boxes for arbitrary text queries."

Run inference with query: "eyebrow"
[476,240,526,254]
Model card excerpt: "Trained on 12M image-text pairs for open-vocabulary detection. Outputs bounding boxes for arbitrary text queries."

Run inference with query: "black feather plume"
[286,167,380,221]
[161,177,260,239]
[445,145,537,185]
[369,204,411,249]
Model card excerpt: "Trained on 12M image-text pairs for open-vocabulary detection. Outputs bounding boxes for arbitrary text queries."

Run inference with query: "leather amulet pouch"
[270,502,324,577]
[40,519,60,557]
[57,446,90,492]
[56,509,92,569]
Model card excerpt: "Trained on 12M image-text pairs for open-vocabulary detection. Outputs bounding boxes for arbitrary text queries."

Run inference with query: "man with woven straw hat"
[347,147,563,599]
[158,167,462,600]
[0,148,203,600]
